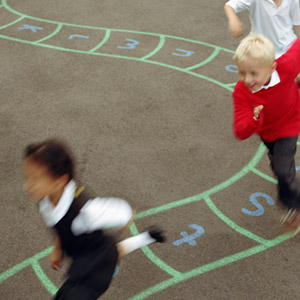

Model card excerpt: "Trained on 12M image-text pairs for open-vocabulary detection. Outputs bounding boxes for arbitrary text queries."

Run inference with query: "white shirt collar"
[39,180,76,227]
[252,70,280,93]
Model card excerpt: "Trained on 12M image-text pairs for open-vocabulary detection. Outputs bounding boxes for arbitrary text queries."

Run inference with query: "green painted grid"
[89,29,111,53]
[0,0,296,299]
[32,261,58,295]
[0,15,23,30]
[141,35,165,60]
[252,167,278,184]
[204,195,268,244]
[33,23,63,44]
[185,47,220,71]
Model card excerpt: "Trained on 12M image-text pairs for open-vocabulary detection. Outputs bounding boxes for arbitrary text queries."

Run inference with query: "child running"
[23,139,165,300]
[232,34,300,231]
[224,0,300,59]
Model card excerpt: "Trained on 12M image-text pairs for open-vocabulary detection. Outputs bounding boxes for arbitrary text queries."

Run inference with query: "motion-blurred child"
[232,34,300,232]
[23,139,165,300]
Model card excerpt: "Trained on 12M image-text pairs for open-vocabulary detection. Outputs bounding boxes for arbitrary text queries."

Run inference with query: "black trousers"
[54,244,118,300]
[263,136,300,209]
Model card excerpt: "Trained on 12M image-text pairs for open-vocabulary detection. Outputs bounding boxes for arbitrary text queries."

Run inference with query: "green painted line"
[204,195,269,244]
[32,261,58,295]
[0,15,23,30]
[89,29,111,53]
[0,246,53,284]
[135,143,266,220]
[141,35,165,60]
[1,0,235,54]
[2,4,287,299]
[129,231,292,300]
[297,141,300,145]
[184,47,220,71]
[0,34,232,92]
[134,194,204,220]
[32,23,63,44]
[130,223,181,277]
[225,82,237,87]
[252,168,277,184]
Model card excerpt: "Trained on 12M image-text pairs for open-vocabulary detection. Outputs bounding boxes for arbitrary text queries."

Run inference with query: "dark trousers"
[263,136,300,209]
[54,245,118,300]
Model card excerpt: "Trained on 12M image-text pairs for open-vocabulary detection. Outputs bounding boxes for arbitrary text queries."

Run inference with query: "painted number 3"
[117,38,140,49]
[241,192,275,216]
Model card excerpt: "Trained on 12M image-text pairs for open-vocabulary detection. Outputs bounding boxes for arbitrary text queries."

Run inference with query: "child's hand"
[253,105,264,121]
[50,247,63,271]
[229,19,243,38]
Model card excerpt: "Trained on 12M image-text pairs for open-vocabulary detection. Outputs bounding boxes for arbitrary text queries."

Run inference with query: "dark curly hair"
[24,139,75,180]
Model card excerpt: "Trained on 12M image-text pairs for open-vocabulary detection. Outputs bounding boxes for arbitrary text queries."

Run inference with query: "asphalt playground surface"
[2,0,300,299]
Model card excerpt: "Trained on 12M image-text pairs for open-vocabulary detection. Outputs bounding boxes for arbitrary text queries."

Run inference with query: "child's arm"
[71,197,134,236]
[233,89,264,140]
[50,234,63,271]
[294,26,300,39]
[224,4,244,38]
[278,39,300,78]
[290,0,300,38]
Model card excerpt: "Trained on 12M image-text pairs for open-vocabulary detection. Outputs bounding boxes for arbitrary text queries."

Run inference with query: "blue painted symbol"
[225,65,238,73]
[18,24,43,32]
[117,39,139,49]
[68,34,90,40]
[112,265,119,278]
[296,166,300,171]
[241,192,275,216]
[172,49,195,57]
[173,224,205,246]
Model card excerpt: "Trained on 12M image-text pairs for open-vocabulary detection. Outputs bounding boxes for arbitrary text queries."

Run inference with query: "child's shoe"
[281,208,300,235]
[149,227,166,243]
[280,208,297,224]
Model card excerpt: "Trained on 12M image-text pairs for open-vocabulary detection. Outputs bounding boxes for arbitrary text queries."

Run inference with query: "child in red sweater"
[232,33,300,231]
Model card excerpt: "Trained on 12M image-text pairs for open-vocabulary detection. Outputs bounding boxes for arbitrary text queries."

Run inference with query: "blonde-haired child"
[232,33,300,231]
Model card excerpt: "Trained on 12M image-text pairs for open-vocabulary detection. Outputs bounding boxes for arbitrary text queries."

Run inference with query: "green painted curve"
[0,1,292,299]
[128,231,292,300]
[0,0,236,92]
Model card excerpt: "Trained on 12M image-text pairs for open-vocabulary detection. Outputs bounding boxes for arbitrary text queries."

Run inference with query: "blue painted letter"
[241,192,275,216]
[18,24,43,32]
[69,34,90,40]
[225,65,238,73]
[172,49,195,57]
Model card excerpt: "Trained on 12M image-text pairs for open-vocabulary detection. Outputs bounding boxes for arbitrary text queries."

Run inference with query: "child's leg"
[117,227,165,259]
[268,136,300,208]
[54,279,104,300]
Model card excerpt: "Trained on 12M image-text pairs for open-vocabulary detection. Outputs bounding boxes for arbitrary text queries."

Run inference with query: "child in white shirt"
[23,139,164,300]
[224,0,300,58]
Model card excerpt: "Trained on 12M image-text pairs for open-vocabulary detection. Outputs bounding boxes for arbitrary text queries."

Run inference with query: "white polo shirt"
[39,180,133,236]
[225,0,300,58]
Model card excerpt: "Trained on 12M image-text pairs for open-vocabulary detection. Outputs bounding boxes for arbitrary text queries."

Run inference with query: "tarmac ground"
[1,0,300,299]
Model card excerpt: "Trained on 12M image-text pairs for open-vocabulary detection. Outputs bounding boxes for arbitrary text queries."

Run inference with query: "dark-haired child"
[23,139,165,300]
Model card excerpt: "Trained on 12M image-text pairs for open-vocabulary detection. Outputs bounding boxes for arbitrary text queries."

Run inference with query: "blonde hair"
[234,33,275,67]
